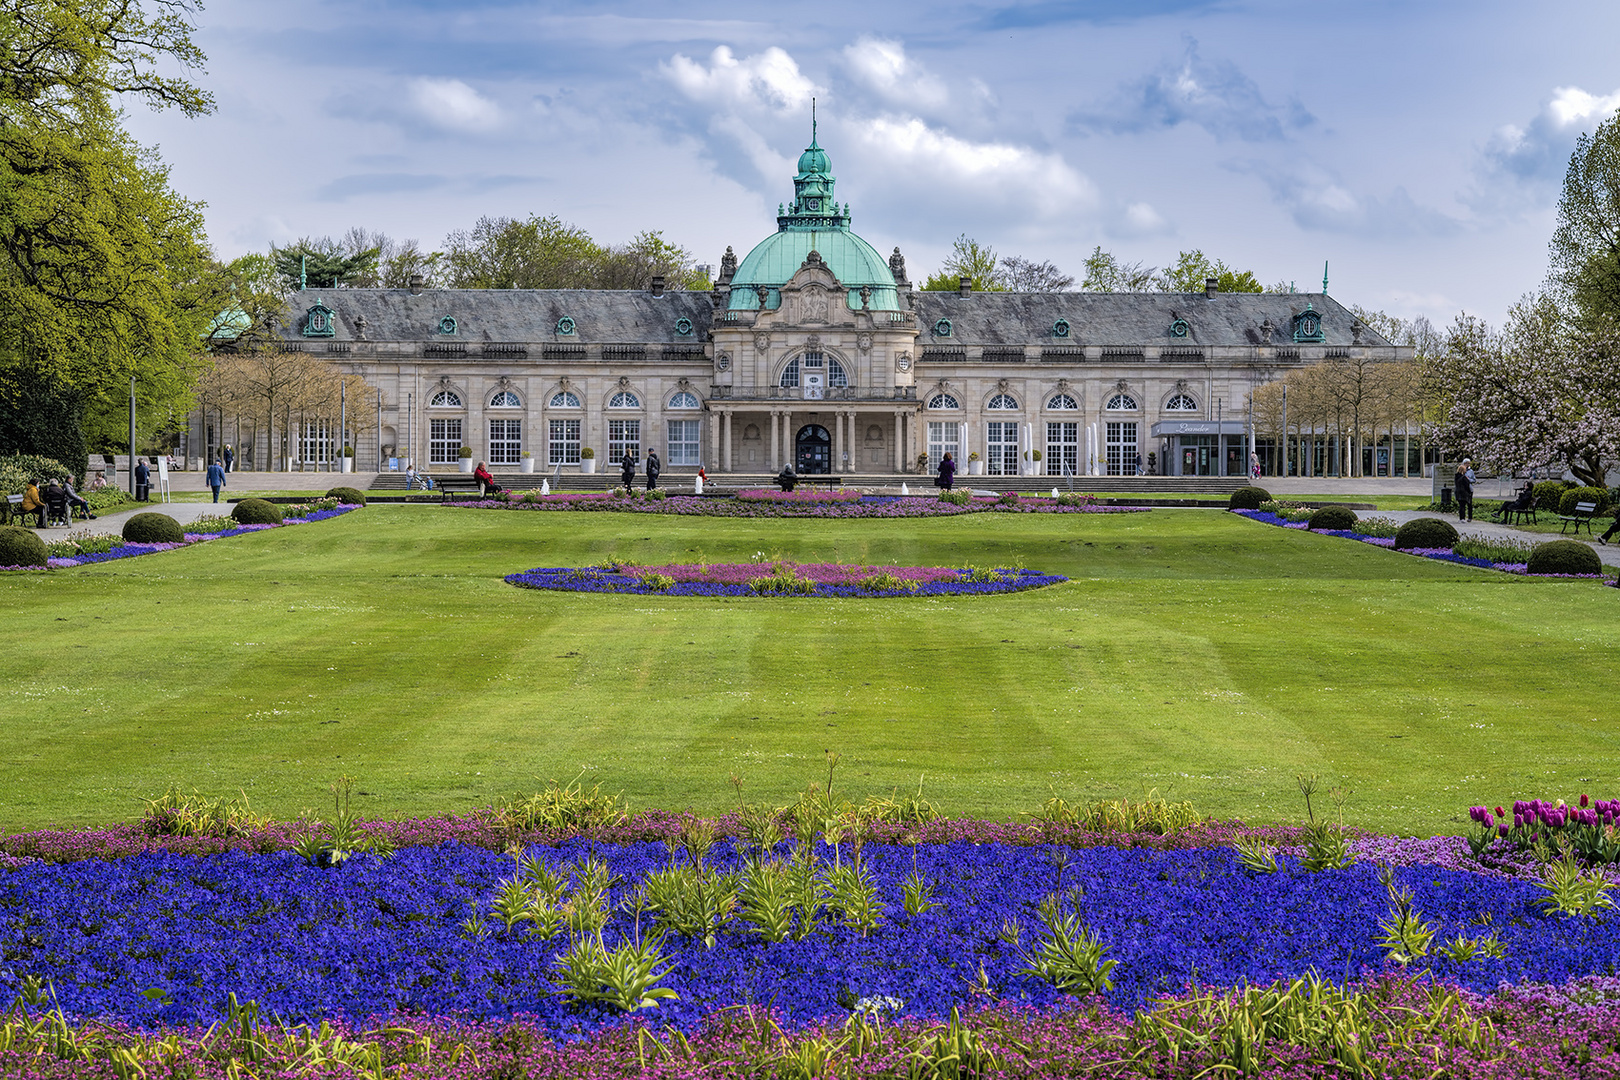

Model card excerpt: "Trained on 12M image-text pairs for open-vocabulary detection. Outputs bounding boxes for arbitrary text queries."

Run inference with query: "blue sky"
[123,0,1620,327]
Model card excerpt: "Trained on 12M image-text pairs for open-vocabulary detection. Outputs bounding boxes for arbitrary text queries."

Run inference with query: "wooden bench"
[1559,500,1598,535]
[2,493,30,526]
[437,475,493,502]
[1492,499,1538,525]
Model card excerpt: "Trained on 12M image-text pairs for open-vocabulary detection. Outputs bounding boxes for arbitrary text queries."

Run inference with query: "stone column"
[768,410,778,469]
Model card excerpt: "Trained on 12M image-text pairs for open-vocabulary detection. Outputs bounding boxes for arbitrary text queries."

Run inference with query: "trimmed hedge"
[1393,517,1460,550]
[0,526,47,567]
[1532,480,1571,512]
[1307,506,1358,531]
[122,513,183,545]
[1228,486,1271,511]
[325,487,367,506]
[231,498,283,525]
[1558,486,1611,516]
[0,453,73,495]
[1526,539,1602,576]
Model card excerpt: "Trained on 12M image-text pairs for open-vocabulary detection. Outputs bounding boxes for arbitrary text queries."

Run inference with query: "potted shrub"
[967,450,984,476]
[457,446,474,474]
[339,444,354,474]
[580,447,597,474]
[519,450,534,474]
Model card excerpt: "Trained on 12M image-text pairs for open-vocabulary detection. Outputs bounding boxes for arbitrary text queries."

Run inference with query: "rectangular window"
[609,420,641,464]
[1045,422,1079,476]
[488,419,522,465]
[667,419,701,466]
[1106,422,1138,476]
[300,420,332,465]
[429,419,462,465]
[926,421,960,473]
[548,419,580,465]
[986,421,1019,476]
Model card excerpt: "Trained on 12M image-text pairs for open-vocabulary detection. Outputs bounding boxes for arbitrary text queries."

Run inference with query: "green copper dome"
[728,127,900,312]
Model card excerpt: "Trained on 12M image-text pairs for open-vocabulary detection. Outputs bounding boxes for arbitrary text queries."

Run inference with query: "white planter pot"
[968,460,984,476]
[580,458,597,474]
[519,457,534,474]
[340,458,353,473]
[459,458,474,474]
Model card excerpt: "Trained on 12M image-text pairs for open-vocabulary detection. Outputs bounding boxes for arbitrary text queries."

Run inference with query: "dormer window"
[1292,304,1325,343]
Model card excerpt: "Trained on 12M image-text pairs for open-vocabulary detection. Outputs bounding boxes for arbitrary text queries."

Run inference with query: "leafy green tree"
[1155,250,1263,293]
[922,234,1006,291]
[1000,256,1074,291]
[0,0,218,468]
[271,237,381,291]
[597,229,706,291]
[1081,246,1156,292]
[1548,112,1620,325]
[443,214,606,289]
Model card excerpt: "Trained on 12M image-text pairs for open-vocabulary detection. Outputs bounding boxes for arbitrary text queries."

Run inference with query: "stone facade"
[246,134,1411,478]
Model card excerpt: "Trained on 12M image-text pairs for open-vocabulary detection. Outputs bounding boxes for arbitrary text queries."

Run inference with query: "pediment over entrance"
[773,252,853,328]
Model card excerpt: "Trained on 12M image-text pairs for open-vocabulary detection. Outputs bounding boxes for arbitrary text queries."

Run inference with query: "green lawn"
[3,506,1614,835]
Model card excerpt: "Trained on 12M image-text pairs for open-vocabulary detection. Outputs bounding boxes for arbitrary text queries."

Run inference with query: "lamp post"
[128,375,136,495]
[1216,397,1223,477]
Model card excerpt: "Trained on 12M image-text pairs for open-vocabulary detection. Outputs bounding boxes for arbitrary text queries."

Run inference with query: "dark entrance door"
[795,424,831,474]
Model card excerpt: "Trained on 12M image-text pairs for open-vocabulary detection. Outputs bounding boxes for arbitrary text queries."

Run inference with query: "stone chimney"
[650,275,666,297]
[958,276,972,296]
[408,273,424,295]
[1205,277,1218,299]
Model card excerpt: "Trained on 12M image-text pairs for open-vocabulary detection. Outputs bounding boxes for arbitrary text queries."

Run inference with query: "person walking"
[645,449,661,490]
[1598,508,1620,546]
[1135,451,1144,477]
[937,451,956,490]
[619,450,636,490]
[1453,458,1475,522]
[205,458,226,503]
[222,445,234,473]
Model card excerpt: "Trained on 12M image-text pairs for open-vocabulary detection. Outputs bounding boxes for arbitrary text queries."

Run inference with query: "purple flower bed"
[26,506,359,571]
[736,487,865,502]
[504,562,1067,597]
[447,493,1145,518]
[1232,509,1610,578]
[4,832,1619,1035]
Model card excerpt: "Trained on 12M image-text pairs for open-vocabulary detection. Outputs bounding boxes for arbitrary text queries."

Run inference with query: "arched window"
[609,391,641,409]
[549,391,581,408]
[669,391,701,409]
[827,356,849,388]
[928,393,961,410]
[779,357,800,388]
[1165,393,1198,411]
[429,390,462,407]
[987,393,1019,410]
[489,390,521,408]
[1047,393,1078,410]
[1106,393,1138,410]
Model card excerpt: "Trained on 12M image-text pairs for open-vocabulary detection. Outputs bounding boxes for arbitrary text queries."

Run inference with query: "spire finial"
[811,98,817,145]
[1322,260,1329,294]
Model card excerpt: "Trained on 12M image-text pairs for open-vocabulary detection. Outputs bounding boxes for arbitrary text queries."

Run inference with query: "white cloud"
[841,37,949,112]
[662,45,818,114]
[1114,201,1172,238]
[1481,85,1620,184]
[1242,161,1458,237]
[408,77,502,132]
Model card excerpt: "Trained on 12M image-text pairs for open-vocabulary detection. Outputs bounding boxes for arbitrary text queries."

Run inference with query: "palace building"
[260,130,1410,479]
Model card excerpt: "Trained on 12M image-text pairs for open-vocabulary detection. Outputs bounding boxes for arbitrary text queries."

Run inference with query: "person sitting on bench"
[62,477,95,520]
[1495,481,1535,521]
[776,463,797,492]
[19,479,45,527]
[473,460,500,496]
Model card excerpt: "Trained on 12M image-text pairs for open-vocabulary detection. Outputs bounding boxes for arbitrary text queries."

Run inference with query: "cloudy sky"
[123,0,1620,328]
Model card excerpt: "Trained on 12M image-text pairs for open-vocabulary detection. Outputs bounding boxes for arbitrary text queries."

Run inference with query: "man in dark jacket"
[1453,459,1475,522]
[620,450,636,489]
[645,450,661,490]
[134,458,150,502]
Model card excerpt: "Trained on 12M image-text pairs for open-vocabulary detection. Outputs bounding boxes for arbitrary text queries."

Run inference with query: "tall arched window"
[827,356,849,388]
[609,391,641,409]
[429,390,462,407]
[779,357,800,388]
[987,393,1020,410]
[1165,393,1198,411]
[1106,393,1139,410]
[928,393,961,410]
[668,391,701,409]
[489,390,521,408]
[549,391,581,408]
[1047,393,1078,410]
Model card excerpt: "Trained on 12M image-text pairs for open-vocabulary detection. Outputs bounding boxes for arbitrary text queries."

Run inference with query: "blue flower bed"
[31,506,358,570]
[0,839,1610,1033]
[505,564,1067,598]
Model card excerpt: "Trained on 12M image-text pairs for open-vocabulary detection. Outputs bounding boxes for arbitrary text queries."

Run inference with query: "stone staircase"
[382,470,1253,497]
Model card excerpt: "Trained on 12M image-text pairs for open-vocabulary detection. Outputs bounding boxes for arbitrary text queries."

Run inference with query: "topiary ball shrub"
[325,486,366,506]
[231,498,283,525]
[1558,486,1610,516]
[0,525,47,567]
[122,512,183,545]
[1307,506,1358,531]
[1532,480,1571,511]
[1394,517,1460,550]
[1526,539,1602,576]
[1229,486,1272,510]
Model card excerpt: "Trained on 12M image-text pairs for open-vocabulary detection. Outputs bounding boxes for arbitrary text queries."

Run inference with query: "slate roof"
[911,291,1390,349]
[281,288,716,344]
